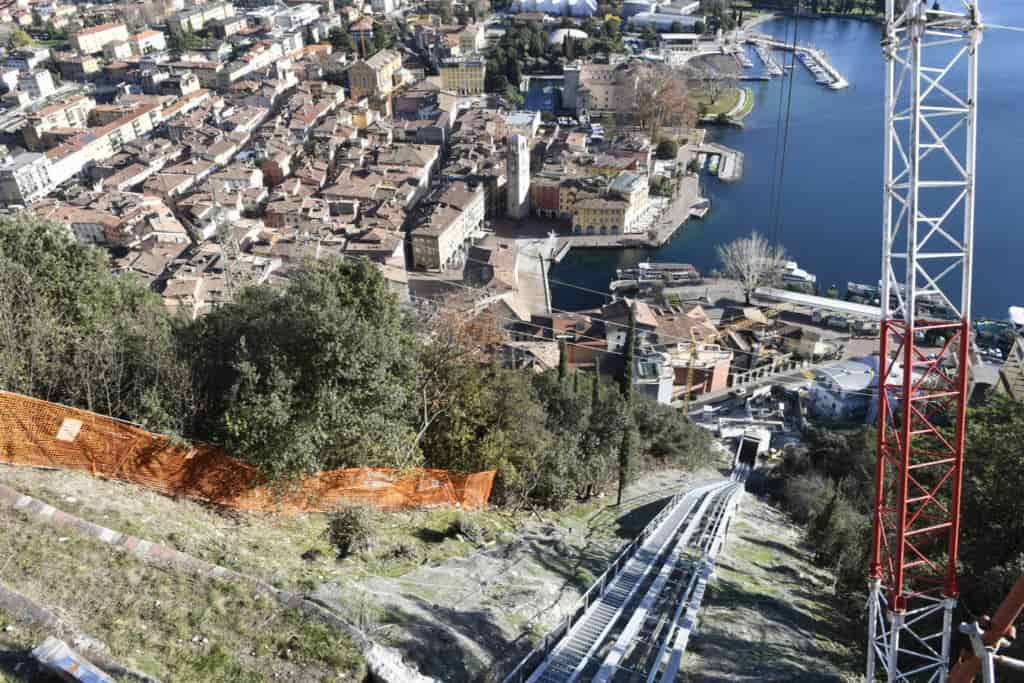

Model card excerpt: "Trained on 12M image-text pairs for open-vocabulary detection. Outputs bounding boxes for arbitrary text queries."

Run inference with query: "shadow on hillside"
[414,527,447,544]
[613,495,672,539]
[0,651,34,682]
[743,534,808,562]
[695,574,854,680]
[379,594,517,683]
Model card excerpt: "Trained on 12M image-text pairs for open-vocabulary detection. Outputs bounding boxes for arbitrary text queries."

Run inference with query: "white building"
[506,133,529,220]
[17,70,55,100]
[130,30,168,56]
[0,152,54,205]
[72,22,130,55]
[514,0,596,16]
[4,47,51,73]
[808,357,877,422]
[503,110,541,139]
[0,70,19,93]
[103,40,134,60]
[371,0,396,14]
[629,12,698,31]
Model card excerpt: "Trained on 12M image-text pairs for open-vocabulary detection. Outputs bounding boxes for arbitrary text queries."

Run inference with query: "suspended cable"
[766,16,796,231]
[770,2,801,249]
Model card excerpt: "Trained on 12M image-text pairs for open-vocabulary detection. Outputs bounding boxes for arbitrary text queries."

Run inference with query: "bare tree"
[715,231,788,304]
[634,65,695,144]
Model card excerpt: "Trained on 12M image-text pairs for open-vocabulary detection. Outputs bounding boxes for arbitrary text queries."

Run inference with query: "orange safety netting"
[0,391,495,514]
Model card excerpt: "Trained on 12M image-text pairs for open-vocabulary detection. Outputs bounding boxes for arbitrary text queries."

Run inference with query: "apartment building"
[439,56,485,96]
[0,152,53,205]
[571,171,649,235]
[169,2,236,33]
[17,70,55,100]
[410,180,485,270]
[4,47,51,73]
[23,96,96,151]
[130,29,168,55]
[72,22,130,55]
[54,53,101,81]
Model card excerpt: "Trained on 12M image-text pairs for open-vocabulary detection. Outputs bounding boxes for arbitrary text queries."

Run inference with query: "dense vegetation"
[767,401,1024,643]
[0,216,711,509]
[484,18,627,104]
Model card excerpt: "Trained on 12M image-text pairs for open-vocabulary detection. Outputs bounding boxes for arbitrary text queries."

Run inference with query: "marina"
[753,42,785,77]
[745,32,850,89]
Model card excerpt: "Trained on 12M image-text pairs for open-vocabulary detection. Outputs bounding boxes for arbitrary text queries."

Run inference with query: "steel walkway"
[525,481,733,683]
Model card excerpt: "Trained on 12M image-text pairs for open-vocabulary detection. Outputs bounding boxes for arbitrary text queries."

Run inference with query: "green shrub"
[327,504,376,558]
[448,513,485,543]
[781,474,834,525]
[655,139,679,160]
[383,539,420,562]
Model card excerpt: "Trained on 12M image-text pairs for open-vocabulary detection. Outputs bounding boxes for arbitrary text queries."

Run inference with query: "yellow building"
[571,171,649,235]
[440,57,485,96]
[349,105,380,130]
[572,196,629,235]
[348,49,402,101]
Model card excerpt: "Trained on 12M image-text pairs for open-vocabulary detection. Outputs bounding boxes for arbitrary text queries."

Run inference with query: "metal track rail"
[511,479,742,683]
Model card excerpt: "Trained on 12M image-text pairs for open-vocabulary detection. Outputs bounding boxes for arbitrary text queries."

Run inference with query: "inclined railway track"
[502,470,747,683]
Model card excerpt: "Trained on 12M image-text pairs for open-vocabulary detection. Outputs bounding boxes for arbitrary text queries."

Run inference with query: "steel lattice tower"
[867,1,983,681]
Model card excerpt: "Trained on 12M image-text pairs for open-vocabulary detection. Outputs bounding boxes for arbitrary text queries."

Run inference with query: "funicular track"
[502,470,747,683]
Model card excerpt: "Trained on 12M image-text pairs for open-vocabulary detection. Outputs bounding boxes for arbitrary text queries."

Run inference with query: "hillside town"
[0,0,1018,429]
[0,0,762,396]
[2,0,1024,680]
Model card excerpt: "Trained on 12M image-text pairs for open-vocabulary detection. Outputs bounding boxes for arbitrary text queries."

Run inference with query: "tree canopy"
[185,258,419,479]
[0,215,713,509]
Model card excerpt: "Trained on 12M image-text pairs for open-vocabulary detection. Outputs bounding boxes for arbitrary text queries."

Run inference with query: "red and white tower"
[867,0,983,681]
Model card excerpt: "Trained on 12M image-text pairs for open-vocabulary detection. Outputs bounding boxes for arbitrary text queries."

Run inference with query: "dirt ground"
[684,489,861,682]
[317,464,731,682]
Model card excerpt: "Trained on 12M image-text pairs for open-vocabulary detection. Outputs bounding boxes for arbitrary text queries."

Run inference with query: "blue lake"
[550,3,1024,319]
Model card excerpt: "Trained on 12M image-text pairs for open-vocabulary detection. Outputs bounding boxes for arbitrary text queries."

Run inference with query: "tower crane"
[866,0,983,680]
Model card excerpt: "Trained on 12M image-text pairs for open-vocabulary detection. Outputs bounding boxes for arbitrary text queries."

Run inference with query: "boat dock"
[746,33,849,90]
[753,42,784,77]
[699,143,744,183]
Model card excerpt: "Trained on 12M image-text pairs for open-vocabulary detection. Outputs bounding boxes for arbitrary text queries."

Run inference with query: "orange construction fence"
[0,391,495,513]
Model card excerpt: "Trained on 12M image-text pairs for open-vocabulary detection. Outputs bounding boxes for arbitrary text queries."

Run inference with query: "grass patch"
[0,506,366,682]
[0,466,517,589]
[691,87,743,117]
[735,87,755,119]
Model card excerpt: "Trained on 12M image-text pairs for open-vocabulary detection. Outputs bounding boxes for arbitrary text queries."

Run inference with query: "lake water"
[550,3,1024,319]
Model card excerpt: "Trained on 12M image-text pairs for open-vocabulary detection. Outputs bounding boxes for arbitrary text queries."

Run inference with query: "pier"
[699,143,744,183]
[746,33,849,89]
[753,42,784,77]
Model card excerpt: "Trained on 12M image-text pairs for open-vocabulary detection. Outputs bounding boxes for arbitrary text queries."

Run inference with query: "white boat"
[782,260,817,285]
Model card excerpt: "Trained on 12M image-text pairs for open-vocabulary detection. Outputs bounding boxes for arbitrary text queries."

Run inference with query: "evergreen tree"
[329,26,356,54]
[573,369,579,395]
[616,307,636,506]
[558,339,568,382]
[617,421,634,506]
[619,304,636,399]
